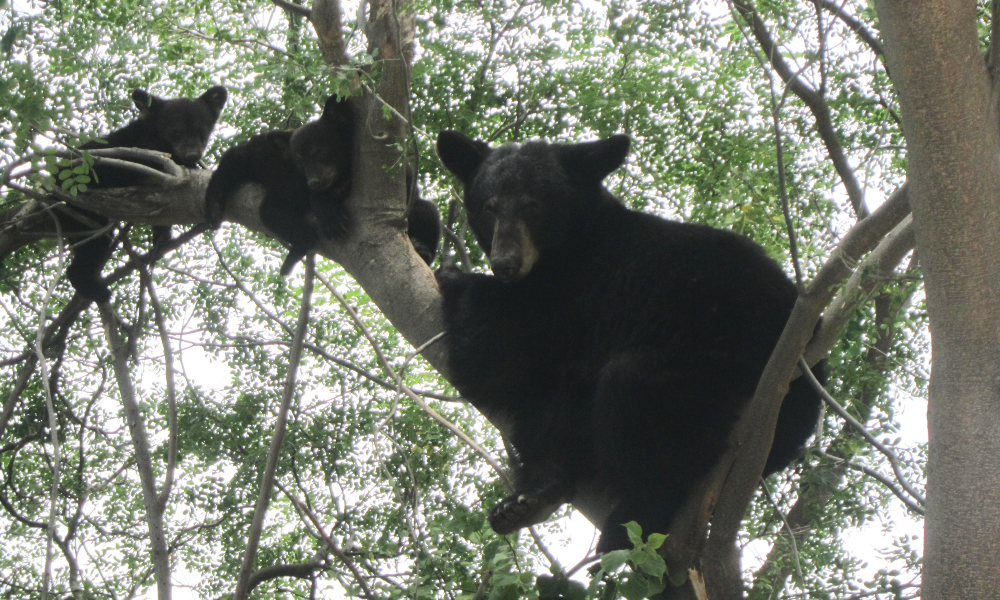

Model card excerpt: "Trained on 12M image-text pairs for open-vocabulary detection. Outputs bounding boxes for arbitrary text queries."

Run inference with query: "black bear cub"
[204,95,354,275]
[405,167,442,265]
[435,130,824,552]
[204,95,442,272]
[67,86,228,302]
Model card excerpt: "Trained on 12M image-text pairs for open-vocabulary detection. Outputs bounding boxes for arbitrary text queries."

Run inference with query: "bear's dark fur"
[407,194,442,265]
[435,130,824,553]
[204,95,354,275]
[405,168,442,265]
[205,95,442,271]
[66,86,228,302]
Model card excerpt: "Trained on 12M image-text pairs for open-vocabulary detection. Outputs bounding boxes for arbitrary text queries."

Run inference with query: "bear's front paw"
[488,493,542,535]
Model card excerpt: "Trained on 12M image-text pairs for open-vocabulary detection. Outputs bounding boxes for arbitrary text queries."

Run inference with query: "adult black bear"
[204,95,442,271]
[204,95,354,275]
[66,86,228,302]
[435,130,824,553]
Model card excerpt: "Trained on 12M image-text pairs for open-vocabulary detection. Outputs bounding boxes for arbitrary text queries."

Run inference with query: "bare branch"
[816,451,925,515]
[730,0,867,217]
[246,561,325,594]
[234,256,314,600]
[694,184,912,596]
[808,213,914,364]
[141,269,179,511]
[812,0,885,62]
[34,214,65,600]
[800,357,925,505]
[272,0,311,18]
[311,0,350,67]
[98,304,172,600]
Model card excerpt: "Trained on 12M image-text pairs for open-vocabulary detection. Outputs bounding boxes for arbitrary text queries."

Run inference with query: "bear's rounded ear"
[321,94,354,126]
[199,86,229,120]
[437,130,491,185]
[560,134,631,182]
[132,89,155,118]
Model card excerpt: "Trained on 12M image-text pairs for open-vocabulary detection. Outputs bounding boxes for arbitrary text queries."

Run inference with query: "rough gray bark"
[876,1,1000,597]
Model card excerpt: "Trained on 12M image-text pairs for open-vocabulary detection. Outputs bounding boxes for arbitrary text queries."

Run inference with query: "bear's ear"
[132,89,157,118]
[437,130,491,185]
[320,94,353,127]
[199,86,229,120]
[560,135,631,182]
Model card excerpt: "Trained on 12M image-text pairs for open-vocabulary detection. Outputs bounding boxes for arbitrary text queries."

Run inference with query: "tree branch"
[668,183,912,598]
[731,0,868,217]
[800,357,925,505]
[233,256,314,600]
[98,304,172,600]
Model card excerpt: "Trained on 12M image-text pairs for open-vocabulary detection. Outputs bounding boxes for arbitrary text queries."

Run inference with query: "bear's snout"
[491,254,523,282]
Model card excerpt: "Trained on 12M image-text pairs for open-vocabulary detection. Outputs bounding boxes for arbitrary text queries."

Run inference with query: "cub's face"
[135,86,228,166]
[289,95,354,191]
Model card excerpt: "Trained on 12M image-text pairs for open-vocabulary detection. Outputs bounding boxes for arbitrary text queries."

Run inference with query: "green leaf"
[645,533,667,550]
[601,549,629,573]
[624,521,643,548]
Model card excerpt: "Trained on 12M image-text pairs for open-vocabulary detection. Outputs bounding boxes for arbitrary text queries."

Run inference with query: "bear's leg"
[204,145,259,229]
[258,191,317,276]
[66,233,115,303]
[590,351,742,553]
[310,182,351,240]
[488,447,576,535]
[763,359,825,476]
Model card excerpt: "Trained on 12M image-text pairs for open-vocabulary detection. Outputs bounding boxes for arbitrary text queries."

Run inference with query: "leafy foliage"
[0,0,928,598]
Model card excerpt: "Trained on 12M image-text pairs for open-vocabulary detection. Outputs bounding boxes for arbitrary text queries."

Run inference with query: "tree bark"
[876,1,1000,596]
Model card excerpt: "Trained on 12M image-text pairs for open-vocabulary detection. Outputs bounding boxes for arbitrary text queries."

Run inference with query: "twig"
[272,0,311,18]
[140,267,179,511]
[766,65,805,292]
[276,481,378,600]
[34,212,65,600]
[762,479,804,590]
[816,451,924,516]
[729,0,867,218]
[234,256,315,600]
[98,302,172,600]
[798,357,925,506]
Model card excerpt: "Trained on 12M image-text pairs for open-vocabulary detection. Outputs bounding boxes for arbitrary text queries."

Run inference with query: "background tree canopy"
[7,0,996,598]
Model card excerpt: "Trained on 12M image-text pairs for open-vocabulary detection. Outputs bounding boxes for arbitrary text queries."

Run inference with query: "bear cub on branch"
[66,86,228,302]
[204,96,442,272]
[435,130,825,553]
[204,95,355,275]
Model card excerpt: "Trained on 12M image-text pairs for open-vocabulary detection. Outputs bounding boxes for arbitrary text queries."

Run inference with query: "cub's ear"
[200,86,229,120]
[437,130,491,185]
[320,94,354,127]
[560,134,631,182]
[132,89,157,118]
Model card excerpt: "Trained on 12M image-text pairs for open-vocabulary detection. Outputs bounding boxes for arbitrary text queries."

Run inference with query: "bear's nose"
[491,256,522,282]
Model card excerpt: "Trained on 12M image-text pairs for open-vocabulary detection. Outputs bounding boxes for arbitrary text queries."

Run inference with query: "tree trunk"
[876,2,1000,596]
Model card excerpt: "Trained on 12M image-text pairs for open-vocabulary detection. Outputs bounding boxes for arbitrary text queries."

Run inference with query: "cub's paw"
[488,493,546,535]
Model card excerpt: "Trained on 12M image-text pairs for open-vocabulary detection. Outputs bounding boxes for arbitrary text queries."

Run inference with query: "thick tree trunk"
[876,2,1000,596]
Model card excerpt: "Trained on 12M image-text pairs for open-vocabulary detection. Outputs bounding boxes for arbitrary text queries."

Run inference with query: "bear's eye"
[482,199,499,215]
